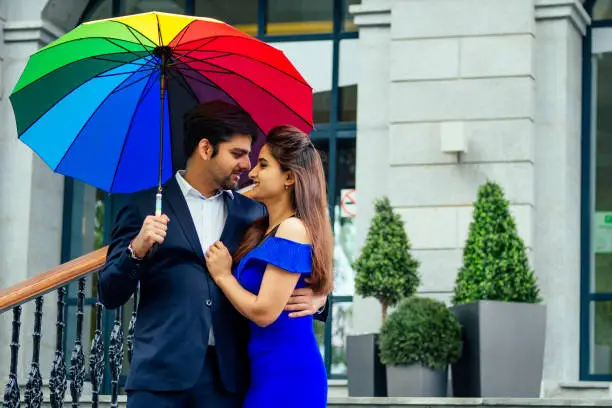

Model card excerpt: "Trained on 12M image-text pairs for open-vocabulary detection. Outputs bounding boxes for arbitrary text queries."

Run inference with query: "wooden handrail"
[0,186,255,314]
[0,246,108,313]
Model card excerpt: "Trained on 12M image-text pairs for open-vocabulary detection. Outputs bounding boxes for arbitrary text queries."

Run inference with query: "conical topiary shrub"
[452,180,541,305]
[353,196,420,322]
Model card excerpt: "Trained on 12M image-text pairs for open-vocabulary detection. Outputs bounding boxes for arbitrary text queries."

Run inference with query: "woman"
[205,125,334,408]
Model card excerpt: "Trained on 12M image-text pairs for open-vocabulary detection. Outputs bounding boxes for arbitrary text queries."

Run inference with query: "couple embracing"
[98,100,333,408]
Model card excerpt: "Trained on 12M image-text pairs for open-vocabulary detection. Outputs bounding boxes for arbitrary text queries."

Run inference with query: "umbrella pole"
[156,60,167,217]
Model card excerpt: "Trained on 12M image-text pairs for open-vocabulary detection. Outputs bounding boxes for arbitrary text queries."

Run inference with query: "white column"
[534,0,590,395]
[349,0,392,335]
[0,0,87,384]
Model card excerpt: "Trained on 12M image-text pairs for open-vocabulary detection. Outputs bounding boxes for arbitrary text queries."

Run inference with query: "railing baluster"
[89,302,104,408]
[50,287,67,408]
[24,297,44,408]
[69,279,86,407]
[127,290,138,364]
[3,306,22,408]
[109,307,124,408]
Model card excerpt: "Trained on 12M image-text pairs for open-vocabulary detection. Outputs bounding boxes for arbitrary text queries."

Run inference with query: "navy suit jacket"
[97,176,328,393]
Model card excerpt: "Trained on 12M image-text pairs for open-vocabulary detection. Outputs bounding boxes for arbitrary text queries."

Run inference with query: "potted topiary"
[379,296,462,397]
[347,196,420,397]
[451,180,546,398]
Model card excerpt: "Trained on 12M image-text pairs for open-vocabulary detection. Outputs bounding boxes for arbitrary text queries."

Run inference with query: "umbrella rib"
[34,35,153,56]
[166,69,199,104]
[173,35,308,84]
[11,51,151,99]
[53,65,156,174]
[13,55,154,138]
[169,20,196,50]
[173,33,249,51]
[174,58,313,129]
[91,55,153,66]
[111,70,157,95]
[173,46,310,87]
[156,14,164,46]
[170,37,218,65]
[109,71,160,191]
[170,67,223,90]
[125,25,156,60]
[105,37,156,63]
[96,67,157,78]
[110,20,157,59]
[169,67,269,137]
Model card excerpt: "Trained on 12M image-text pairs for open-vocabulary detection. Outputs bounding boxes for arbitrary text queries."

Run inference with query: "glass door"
[587,26,612,378]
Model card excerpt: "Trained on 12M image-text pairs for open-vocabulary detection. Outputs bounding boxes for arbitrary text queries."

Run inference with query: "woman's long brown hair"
[233,126,334,294]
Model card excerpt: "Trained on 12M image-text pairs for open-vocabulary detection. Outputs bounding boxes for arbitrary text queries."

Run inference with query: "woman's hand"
[205,241,232,283]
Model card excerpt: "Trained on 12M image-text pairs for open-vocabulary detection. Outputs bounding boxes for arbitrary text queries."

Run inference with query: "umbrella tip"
[153,46,173,60]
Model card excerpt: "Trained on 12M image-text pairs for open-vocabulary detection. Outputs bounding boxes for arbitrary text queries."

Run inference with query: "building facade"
[0,0,610,397]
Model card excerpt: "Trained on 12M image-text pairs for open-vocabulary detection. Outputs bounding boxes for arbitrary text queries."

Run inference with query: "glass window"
[343,0,361,32]
[339,39,358,122]
[330,301,353,376]
[593,51,612,294]
[590,36,612,378]
[313,91,332,123]
[333,138,356,296]
[273,41,333,123]
[125,0,187,14]
[82,0,113,22]
[313,138,356,296]
[594,0,612,20]
[195,0,258,35]
[592,301,612,374]
[267,0,333,35]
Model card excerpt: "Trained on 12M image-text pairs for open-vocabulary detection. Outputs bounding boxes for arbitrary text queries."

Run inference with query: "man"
[98,101,328,408]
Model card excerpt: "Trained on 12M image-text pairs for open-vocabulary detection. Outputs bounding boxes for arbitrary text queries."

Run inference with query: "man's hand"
[131,214,170,258]
[284,287,327,318]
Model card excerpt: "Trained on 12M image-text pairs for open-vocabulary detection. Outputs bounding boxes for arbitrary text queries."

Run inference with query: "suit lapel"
[220,193,242,254]
[163,177,205,259]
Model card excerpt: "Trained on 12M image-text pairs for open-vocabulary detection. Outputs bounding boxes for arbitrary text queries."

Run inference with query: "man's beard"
[220,174,240,190]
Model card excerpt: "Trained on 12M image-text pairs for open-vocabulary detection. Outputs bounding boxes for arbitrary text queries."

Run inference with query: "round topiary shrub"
[379,296,462,371]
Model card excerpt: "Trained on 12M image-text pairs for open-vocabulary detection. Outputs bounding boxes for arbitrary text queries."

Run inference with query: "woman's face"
[248,144,290,202]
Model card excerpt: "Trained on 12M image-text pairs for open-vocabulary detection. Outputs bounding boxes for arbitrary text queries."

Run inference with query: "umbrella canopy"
[10,11,313,195]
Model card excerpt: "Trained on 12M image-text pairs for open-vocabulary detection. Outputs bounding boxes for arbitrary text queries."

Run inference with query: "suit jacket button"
[205,299,213,307]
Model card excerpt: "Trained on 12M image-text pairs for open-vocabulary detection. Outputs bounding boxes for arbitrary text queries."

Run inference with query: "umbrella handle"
[155,192,162,217]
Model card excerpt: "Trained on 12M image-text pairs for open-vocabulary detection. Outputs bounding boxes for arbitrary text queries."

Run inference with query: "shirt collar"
[175,171,234,200]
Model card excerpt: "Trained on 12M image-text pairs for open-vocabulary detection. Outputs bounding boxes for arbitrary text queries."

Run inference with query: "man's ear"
[197,138,213,160]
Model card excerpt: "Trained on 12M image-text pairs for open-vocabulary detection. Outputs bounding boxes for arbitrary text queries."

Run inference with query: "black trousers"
[127,348,245,408]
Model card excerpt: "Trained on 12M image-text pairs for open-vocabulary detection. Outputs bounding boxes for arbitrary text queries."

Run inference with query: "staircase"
[2,249,612,407]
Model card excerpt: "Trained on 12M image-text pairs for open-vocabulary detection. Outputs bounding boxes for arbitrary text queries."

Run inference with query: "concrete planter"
[386,364,448,397]
[451,301,546,398]
[346,333,387,397]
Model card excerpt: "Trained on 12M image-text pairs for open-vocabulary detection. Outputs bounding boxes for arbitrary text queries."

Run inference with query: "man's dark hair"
[183,101,259,158]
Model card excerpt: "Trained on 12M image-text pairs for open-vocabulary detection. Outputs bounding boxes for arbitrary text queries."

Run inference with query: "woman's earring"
[284,185,289,190]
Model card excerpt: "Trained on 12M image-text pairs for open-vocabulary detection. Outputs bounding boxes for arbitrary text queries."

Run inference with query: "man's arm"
[97,202,145,309]
[314,298,329,323]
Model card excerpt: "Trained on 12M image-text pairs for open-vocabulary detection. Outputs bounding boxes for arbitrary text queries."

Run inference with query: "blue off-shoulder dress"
[234,234,327,408]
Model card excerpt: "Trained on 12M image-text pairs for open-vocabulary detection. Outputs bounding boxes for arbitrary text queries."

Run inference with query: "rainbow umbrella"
[10,12,313,215]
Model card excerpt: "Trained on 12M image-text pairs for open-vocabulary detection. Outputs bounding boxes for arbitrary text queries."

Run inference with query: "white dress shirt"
[175,171,233,346]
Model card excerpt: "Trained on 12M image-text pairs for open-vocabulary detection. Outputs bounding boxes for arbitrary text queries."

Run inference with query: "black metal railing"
[2,271,136,408]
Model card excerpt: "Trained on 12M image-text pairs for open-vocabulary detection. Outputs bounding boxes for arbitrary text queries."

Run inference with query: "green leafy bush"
[378,296,462,370]
[452,181,541,305]
[353,196,420,321]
